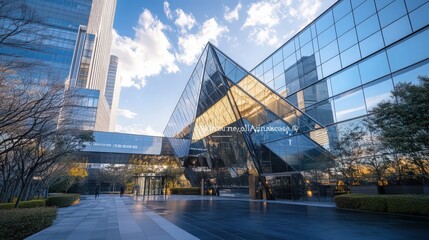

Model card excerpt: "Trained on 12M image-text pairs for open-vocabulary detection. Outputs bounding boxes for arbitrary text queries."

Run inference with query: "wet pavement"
[27,194,429,240]
[144,196,429,240]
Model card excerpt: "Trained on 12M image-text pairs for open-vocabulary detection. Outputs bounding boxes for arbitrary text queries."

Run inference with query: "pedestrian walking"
[120,185,125,197]
[95,184,100,199]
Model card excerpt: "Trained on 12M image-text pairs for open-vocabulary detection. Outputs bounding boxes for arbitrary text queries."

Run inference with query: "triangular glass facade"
[163,43,334,197]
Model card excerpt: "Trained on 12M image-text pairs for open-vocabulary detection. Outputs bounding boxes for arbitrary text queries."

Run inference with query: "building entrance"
[265,173,305,200]
[134,174,165,196]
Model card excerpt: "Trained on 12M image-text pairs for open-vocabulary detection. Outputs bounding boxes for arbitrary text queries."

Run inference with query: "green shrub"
[0,202,14,210]
[0,207,57,240]
[386,195,429,215]
[334,194,429,215]
[20,200,46,208]
[46,194,80,207]
[359,196,387,212]
[170,187,200,195]
[0,200,45,210]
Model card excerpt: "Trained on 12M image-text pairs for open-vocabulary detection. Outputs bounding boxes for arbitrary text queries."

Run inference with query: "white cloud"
[163,1,172,20]
[242,1,282,29]
[242,1,282,46]
[111,9,178,88]
[224,3,242,22]
[115,124,164,136]
[250,28,279,46]
[176,18,229,65]
[174,8,196,33]
[242,0,324,46]
[117,108,137,119]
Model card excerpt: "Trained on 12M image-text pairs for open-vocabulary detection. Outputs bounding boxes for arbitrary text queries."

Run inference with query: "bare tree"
[331,123,367,186]
[0,0,95,207]
[99,164,131,192]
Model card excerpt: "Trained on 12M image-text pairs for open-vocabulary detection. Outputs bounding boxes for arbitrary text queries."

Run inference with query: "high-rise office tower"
[67,0,117,131]
[0,0,93,83]
[1,0,117,132]
[105,55,122,132]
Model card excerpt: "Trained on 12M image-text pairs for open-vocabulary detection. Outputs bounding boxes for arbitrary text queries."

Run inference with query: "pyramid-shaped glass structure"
[163,43,334,198]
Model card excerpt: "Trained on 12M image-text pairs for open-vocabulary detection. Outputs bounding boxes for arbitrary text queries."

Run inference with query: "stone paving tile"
[26,195,198,240]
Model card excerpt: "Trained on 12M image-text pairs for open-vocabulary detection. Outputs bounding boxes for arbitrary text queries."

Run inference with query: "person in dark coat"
[95,184,100,199]
[120,185,125,197]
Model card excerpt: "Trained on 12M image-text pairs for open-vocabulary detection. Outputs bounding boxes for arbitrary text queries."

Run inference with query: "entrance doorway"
[264,173,305,200]
[134,174,165,196]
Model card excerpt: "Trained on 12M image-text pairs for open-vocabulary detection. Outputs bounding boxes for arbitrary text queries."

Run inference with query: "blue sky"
[112,0,336,136]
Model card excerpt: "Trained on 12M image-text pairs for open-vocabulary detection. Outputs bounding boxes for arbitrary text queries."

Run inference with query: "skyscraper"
[1,0,118,132]
[105,55,122,132]
[67,0,117,131]
[0,0,93,83]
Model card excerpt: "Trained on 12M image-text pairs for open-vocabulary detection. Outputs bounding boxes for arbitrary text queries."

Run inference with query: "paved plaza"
[28,195,429,240]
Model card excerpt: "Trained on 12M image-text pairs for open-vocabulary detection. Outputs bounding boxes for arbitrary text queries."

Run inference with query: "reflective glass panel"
[359,31,384,57]
[378,0,407,28]
[283,42,295,58]
[286,80,300,94]
[338,28,358,52]
[301,41,314,57]
[313,38,319,52]
[387,27,429,71]
[334,89,366,122]
[273,61,284,78]
[340,44,361,67]
[330,65,361,95]
[392,59,429,85]
[363,77,394,111]
[375,0,395,10]
[295,37,301,50]
[272,49,283,66]
[274,73,285,90]
[333,0,352,21]
[318,25,336,49]
[409,2,429,31]
[322,55,341,77]
[353,0,376,24]
[254,65,263,77]
[352,0,366,9]
[382,16,412,46]
[284,53,297,71]
[335,12,354,37]
[405,0,428,11]
[356,14,380,41]
[320,40,339,63]
[359,51,390,83]
[264,70,273,83]
[299,27,312,46]
[303,80,330,107]
[263,58,273,73]
[316,10,334,34]
[305,98,336,125]
[266,80,274,89]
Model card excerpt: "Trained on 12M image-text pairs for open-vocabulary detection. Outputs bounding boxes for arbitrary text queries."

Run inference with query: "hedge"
[0,200,45,210]
[170,187,200,195]
[334,194,429,216]
[0,207,57,240]
[46,194,80,208]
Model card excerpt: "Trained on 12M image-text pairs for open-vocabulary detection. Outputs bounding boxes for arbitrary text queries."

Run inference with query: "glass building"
[162,0,429,200]
[0,0,118,132]
[105,55,122,131]
[0,0,92,83]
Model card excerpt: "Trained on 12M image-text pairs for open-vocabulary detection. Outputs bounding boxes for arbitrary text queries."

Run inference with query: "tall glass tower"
[0,0,92,83]
[105,55,121,132]
[0,0,118,131]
